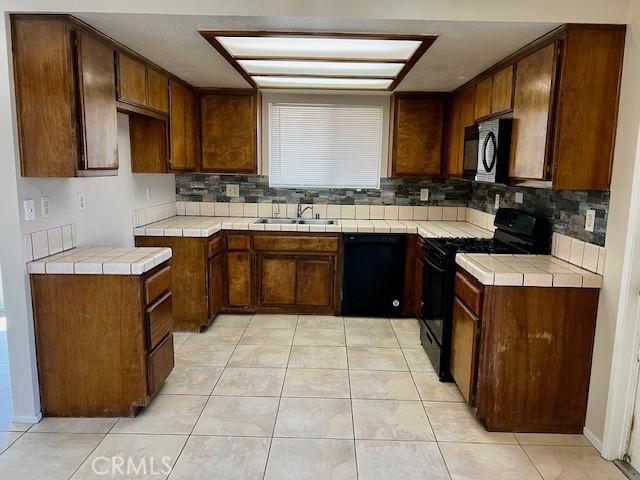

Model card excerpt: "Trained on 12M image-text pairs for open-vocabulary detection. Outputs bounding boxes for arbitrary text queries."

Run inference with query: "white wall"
[18,114,176,246]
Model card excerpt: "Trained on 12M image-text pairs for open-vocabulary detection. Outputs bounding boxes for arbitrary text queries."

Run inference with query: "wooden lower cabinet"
[135,233,224,331]
[30,262,174,417]
[226,250,253,309]
[450,268,599,432]
[257,254,335,311]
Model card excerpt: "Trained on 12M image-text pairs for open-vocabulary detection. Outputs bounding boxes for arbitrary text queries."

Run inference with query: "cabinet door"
[392,95,445,176]
[201,93,257,173]
[169,81,197,171]
[208,253,224,319]
[76,32,119,171]
[259,256,296,306]
[491,65,514,114]
[450,297,480,404]
[226,251,252,307]
[11,17,79,177]
[147,69,169,114]
[296,257,333,307]
[509,43,557,180]
[117,53,147,107]
[445,94,462,177]
[474,77,492,120]
[129,115,167,173]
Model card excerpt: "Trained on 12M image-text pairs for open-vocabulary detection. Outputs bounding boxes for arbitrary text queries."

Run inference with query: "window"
[268,102,384,188]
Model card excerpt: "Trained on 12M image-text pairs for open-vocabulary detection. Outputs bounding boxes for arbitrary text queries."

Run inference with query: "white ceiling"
[74,13,559,92]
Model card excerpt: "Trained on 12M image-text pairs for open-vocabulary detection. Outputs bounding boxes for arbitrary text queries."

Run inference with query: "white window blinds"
[268,102,383,188]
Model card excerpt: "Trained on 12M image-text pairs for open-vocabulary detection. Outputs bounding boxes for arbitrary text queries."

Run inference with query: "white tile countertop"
[133,216,495,239]
[456,253,603,288]
[27,246,172,275]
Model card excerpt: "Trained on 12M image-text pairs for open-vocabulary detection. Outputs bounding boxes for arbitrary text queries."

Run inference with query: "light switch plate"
[78,193,87,211]
[226,184,240,198]
[23,199,35,222]
[515,192,524,204]
[585,209,596,232]
[41,196,50,218]
[420,188,429,201]
[494,193,500,209]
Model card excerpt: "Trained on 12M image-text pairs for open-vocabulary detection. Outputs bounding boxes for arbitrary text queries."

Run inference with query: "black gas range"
[420,208,550,381]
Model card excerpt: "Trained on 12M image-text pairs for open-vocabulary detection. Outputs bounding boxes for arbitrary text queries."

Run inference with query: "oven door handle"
[422,256,446,275]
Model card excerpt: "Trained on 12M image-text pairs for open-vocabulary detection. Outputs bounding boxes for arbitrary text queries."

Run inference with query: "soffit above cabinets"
[199,31,437,91]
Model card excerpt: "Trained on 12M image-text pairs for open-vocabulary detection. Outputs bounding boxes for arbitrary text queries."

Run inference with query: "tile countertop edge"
[27,247,172,276]
[132,216,494,240]
[455,253,603,289]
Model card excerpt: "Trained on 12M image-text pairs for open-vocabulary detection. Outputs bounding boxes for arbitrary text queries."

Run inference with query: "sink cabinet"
[450,267,600,432]
[30,262,174,416]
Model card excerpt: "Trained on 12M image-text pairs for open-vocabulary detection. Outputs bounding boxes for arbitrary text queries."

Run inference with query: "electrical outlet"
[145,186,152,201]
[585,209,596,232]
[226,184,240,198]
[515,192,524,204]
[23,199,35,222]
[420,188,429,201]
[78,192,87,211]
[41,196,50,218]
[494,193,500,209]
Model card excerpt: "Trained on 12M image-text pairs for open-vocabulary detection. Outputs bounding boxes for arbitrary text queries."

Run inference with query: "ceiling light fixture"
[200,31,437,91]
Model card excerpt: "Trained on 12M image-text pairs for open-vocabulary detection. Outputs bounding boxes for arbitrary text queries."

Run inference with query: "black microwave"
[463,118,512,184]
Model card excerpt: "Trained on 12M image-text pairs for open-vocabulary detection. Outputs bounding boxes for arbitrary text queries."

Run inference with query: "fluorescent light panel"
[216,36,420,60]
[238,59,404,77]
[252,76,393,89]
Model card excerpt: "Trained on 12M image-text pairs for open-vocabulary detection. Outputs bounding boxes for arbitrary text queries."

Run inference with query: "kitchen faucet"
[297,204,313,218]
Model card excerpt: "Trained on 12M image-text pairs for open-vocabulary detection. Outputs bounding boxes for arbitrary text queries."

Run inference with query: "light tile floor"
[0,314,627,479]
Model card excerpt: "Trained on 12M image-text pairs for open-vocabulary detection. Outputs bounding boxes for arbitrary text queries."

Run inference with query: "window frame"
[261,92,391,189]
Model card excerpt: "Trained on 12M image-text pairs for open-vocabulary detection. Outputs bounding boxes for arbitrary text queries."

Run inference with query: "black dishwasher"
[341,234,406,317]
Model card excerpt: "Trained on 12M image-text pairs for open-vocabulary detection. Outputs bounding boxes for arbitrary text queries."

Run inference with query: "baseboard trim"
[13,412,42,424]
[584,426,603,452]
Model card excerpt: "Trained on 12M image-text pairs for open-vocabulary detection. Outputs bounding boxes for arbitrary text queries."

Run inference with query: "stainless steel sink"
[255,218,299,224]
[297,219,337,225]
[255,218,336,225]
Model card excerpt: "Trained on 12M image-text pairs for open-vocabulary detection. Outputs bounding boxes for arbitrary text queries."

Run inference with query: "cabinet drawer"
[227,234,250,251]
[146,292,173,350]
[144,265,171,306]
[208,235,225,258]
[147,333,174,396]
[455,270,482,315]
[253,235,339,253]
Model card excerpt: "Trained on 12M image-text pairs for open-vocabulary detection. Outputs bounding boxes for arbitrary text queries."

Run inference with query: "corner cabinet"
[391,93,445,176]
[11,16,119,177]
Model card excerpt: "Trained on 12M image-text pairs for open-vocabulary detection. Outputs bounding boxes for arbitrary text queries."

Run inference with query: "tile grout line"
[260,314,298,480]
[168,318,252,479]
[345,317,361,480]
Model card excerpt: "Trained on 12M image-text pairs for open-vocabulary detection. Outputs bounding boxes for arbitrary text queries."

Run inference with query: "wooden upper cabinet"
[147,69,169,114]
[116,53,147,107]
[509,43,557,181]
[552,28,625,190]
[200,91,257,174]
[474,77,492,120]
[169,80,197,171]
[446,87,475,177]
[491,65,514,114]
[11,16,118,177]
[76,32,119,171]
[392,94,445,176]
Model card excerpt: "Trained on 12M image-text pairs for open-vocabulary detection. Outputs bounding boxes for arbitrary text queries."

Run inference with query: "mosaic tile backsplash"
[176,174,469,206]
[175,174,609,246]
[467,182,609,246]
